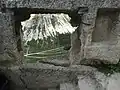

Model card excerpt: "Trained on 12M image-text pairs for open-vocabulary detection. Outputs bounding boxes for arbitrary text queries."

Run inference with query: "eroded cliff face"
[1,0,120,65]
[1,0,120,90]
[0,10,23,66]
[69,28,81,65]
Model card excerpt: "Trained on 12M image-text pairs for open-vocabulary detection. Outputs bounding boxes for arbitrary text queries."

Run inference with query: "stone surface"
[78,72,120,90]
[7,64,120,90]
[4,0,120,10]
[69,29,81,65]
[3,63,111,90]
[78,71,107,90]
[38,59,70,67]
[83,45,120,64]
[1,0,120,65]
[82,9,120,64]
[1,0,120,90]
[48,88,57,90]
[106,73,120,90]
[60,83,78,90]
[0,11,22,66]
[2,64,97,89]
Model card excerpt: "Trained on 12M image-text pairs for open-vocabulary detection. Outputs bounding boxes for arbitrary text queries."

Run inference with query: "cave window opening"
[0,73,10,90]
[20,13,77,63]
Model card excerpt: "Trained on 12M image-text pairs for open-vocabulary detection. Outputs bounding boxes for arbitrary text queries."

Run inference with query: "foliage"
[24,33,71,62]
[93,62,120,75]
[22,14,74,62]
[24,33,71,53]
[24,46,68,63]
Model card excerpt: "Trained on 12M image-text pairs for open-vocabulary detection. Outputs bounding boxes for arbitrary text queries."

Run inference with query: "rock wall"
[83,8,120,64]
[1,0,120,90]
[1,0,120,65]
[69,28,81,65]
[2,64,120,90]
[0,10,23,66]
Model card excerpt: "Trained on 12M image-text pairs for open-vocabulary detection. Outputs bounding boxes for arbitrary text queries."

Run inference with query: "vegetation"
[22,14,74,63]
[92,62,120,75]
[24,33,71,63]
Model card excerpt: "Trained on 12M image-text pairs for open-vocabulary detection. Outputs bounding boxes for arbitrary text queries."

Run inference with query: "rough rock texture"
[69,29,81,65]
[82,9,120,64]
[3,63,120,90]
[1,0,120,90]
[1,64,98,89]
[4,0,120,10]
[78,71,107,90]
[106,73,120,90]
[1,0,120,65]
[48,88,58,90]
[6,64,97,89]
[0,11,23,66]
[38,59,70,67]
[60,83,79,90]
[78,72,120,90]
